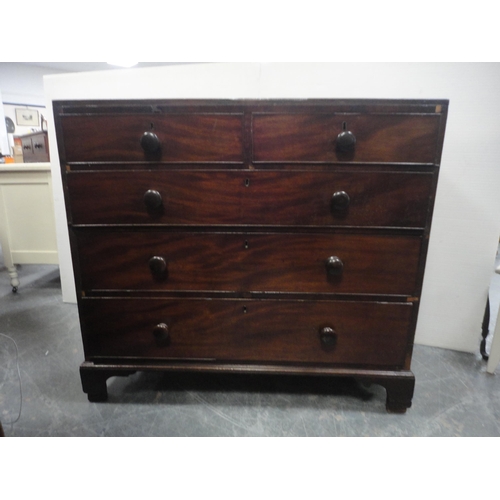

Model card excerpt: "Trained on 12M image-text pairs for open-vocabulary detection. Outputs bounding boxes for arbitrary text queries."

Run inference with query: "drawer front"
[252,113,441,164]
[81,299,412,366]
[80,298,412,367]
[76,231,421,295]
[60,114,244,163]
[67,170,433,228]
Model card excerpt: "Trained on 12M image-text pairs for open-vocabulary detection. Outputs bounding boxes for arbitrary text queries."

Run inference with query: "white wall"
[3,104,46,136]
[44,62,500,353]
[0,63,64,106]
[0,63,66,154]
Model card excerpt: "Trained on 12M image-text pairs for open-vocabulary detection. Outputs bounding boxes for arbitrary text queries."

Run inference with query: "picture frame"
[15,108,39,127]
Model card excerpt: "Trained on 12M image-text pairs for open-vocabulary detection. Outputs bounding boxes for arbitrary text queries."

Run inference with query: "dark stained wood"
[355,372,415,413]
[80,364,136,402]
[76,231,422,295]
[80,298,412,368]
[55,98,449,119]
[252,113,441,164]
[79,359,416,407]
[67,169,434,228]
[60,114,244,163]
[53,98,449,412]
[54,98,449,116]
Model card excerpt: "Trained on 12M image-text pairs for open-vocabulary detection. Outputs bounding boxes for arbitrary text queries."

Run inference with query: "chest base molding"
[80,361,415,413]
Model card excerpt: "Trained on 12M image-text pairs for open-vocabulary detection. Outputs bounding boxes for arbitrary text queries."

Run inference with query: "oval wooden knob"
[152,323,170,343]
[149,256,167,276]
[336,130,356,152]
[144,189,163,210]
[320,327,337,347]
[326,256,344,276]
[140,131,161,153]
[331,191,350,211]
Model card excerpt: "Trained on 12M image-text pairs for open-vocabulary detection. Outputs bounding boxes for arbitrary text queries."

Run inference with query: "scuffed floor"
[1,259,499,437]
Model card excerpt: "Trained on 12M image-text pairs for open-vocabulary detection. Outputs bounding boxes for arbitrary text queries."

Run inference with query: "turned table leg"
[0,188,20,293]
[7,265,20,293]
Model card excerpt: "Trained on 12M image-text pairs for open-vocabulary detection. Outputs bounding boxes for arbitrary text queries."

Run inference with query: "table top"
[0,162,51,173]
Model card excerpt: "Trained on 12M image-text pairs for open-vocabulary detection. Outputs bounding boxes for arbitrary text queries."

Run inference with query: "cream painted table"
[0,163,58,292]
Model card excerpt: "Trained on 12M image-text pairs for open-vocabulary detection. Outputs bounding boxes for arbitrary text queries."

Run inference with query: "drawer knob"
[144,189,163,210]
[149,256,167,278]
[320,327,337,347]
[336,130,356,152]
[326,256,344,276]
[152,323,170,343]
[140,131,161,154]
[331,191,350,211]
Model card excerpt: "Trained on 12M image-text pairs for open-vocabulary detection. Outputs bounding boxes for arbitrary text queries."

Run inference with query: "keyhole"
[150,122,154,130]
[244,240,249,249]
[245,178,250,187]
[342,121,347,131]
[243,306,247,314]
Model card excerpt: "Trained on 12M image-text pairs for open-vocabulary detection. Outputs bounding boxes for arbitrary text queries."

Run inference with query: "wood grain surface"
[81,297,413,367]
[67,169,434,228]
[60,113,244,163]
[76,231,422,295]
[252,113,441,163]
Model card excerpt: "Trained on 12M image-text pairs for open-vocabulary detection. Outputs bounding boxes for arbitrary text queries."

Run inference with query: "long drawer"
[67,170,434,228]
[252,113,441,164]
[76,231,422,295]
[80,297,413,367]
[60,113,244,163]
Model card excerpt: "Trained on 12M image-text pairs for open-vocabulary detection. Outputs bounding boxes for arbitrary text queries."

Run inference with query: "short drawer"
[80,297,413,368]
[67,170,434,228]
[252,113,441,164]
[60,113,244,163]
[76,231,422,296]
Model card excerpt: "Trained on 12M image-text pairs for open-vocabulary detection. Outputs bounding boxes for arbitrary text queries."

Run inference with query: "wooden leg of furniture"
[380,375,415,413]
[0,187,19,293]
[7,265,19,293]
[358,373,415,413]
[80,367,109,402]
[0,218,20,293]
[80,363,136,402]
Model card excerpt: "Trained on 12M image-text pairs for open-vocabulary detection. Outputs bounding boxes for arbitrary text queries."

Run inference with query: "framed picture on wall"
[15,108,39,126]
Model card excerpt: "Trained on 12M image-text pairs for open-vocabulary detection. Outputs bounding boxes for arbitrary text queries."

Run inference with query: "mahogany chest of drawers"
[53,99,448,412]
[20,131,50,163]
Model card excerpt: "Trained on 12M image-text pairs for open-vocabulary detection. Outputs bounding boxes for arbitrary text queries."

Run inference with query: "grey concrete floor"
[1,255,500,437]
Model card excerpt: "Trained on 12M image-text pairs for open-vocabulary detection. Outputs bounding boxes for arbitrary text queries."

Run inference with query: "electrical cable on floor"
[0,333,23,428]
